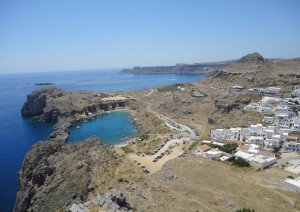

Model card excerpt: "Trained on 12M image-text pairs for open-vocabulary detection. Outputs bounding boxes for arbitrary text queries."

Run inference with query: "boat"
[76,126,80,129]
[83,120,88,123]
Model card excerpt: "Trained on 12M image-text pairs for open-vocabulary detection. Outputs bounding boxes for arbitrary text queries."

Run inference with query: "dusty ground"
[118,154,300,212]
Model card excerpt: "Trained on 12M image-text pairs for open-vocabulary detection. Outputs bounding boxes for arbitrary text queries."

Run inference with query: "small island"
[34,82,54,86]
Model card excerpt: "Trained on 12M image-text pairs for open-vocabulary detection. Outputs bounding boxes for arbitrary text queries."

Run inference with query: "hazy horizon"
[1,0,300,74]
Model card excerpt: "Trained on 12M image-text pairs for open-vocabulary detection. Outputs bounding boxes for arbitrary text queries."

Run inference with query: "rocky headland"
[15,52,300,212]
[121,60,234,74]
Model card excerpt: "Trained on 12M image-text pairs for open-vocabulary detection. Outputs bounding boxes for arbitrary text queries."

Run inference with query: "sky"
[0,0,299,74]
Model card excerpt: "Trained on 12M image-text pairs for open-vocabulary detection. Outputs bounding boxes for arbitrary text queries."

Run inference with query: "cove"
[68,111,138,144]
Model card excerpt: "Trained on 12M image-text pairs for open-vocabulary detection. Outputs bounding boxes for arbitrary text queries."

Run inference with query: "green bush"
[232,157,250,167]
[287,175,294,179]
[157,86,180,93]
[219,143,238,154]
[121,146,134,154]
[188,141,199,151]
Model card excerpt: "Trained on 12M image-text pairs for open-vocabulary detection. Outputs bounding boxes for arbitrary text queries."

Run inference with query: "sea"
[0,69,205,211]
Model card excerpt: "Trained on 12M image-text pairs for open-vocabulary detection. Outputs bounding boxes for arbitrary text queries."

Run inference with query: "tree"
[272,147,280,154]
[219,143,238,154]
[287,176,294,179]
[232,157,250,167]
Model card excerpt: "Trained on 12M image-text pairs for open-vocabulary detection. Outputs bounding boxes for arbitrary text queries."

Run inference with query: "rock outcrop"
[68,189,133,212]
[21,87,56,116]
[237,52,264,64]
[14,136,115,212]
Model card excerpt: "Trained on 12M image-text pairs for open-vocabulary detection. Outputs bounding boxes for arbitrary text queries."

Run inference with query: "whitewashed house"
[244,103,260,111]
[291,117,300,132]
[264,87,282,94]
[206,149,223,159]
[274,114,291,128]
[260,97,281,107]
[282,142,300,153]
[250,124,264,136]
[250,155,277,169]
[284,177,300,193]
[247,136,264,147]
[263,128,275,139]
[263,116,274,123]
[210,129,228,141]
[228,127,241,140]
[259,106,273,114]
[264,135,281,149]
[291,89,300,98]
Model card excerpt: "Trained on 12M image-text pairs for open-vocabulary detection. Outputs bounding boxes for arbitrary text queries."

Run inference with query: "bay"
[0,69,205,211]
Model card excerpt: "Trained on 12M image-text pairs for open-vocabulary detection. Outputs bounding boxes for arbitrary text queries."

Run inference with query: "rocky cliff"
[14,136,126,212]
[121,61,234,74]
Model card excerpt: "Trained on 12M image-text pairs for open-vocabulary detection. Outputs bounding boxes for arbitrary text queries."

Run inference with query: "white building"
[228,127,241,140]
[259,106,273,114]
[284,177,300,193]
[274,114,291,128]
[244,103,260,111]
[234,151,253,161]
[250,124,264,136]
[282,142,300,153]
[210,129,228,141]
[264,135,281,148]
[206,149,223,159]
[247,136,264,147]
[291,89,300,98]
[260,97,281,107]
[291,117,300,132]
[250,155,277,169]
[263,116,274,124]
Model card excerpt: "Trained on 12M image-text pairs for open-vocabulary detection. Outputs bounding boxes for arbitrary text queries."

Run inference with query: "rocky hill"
[14,136,126,211]
[121,61,234,74]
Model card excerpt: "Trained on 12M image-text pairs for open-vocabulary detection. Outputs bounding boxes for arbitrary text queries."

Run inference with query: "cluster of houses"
[194,140,277,170]
[199,87,300,164]
[229,86,283,95]
[194,140,234,161]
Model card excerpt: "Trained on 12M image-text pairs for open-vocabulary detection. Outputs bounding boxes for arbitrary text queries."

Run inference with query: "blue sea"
[0,69,205,211]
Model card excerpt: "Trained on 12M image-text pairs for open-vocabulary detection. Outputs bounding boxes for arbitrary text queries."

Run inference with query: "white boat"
[76,126,80,129]
[83,120,88,123]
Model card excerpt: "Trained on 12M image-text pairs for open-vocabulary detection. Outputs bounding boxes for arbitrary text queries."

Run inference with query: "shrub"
[188,141,199,151]
[236,208,255,212]
[121,146,134,154]
[219,143,238,154]
[272,147,280,154]
[287,175,294,179]
[232,157,250,167]
[157,86,180,93]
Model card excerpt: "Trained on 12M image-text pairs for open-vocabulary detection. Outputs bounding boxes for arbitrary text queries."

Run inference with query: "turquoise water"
[68,112,137,144]
[0,69,205,211]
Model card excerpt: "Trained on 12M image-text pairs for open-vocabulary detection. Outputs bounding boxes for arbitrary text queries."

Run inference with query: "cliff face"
[121,61,234,74]
[14,136,121,212]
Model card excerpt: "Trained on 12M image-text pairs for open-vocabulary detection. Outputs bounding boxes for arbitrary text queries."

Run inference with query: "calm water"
[0,69,205,211]
[68,112,138,144]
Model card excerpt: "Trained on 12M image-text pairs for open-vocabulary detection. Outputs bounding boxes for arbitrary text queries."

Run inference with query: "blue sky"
[0,0,299,73]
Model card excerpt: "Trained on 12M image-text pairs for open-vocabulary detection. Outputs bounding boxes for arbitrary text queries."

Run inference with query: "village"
[195,86,300,193]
